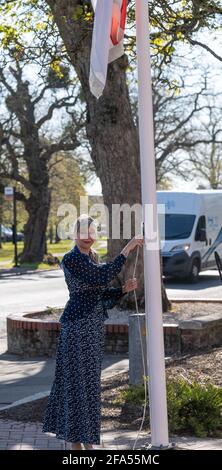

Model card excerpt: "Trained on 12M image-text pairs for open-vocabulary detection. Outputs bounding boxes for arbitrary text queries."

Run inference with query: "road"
[165,270,222,301]
[0,269,68,335]
[0,268,222,335]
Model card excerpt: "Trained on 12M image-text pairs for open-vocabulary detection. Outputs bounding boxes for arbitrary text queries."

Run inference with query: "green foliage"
[0,238,107,265]
[0,242,24,262]
[48,153,86,231]
[47,61,70,87]
[120,377,222,437]
[120,384,145,406]
[0,24,19,49]
[72,4,84,21]
[168,379,222,437]
[148,0,222,60]
[49,58,64,78]
[45,306,54,314]
[0,0,54,60]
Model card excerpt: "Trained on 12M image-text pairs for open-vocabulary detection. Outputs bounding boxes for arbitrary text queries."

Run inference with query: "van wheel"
[188,259,200,283]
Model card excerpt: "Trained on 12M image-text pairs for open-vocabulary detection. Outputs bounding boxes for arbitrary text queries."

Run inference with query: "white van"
[157,190,222,282]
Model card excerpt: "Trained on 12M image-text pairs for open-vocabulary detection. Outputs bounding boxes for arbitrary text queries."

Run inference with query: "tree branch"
[36,95,79,128]
[187,37,222,62]
[42,138,80,160]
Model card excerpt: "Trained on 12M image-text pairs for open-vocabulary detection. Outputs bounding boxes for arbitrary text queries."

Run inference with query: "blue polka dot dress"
[42,244,126,445]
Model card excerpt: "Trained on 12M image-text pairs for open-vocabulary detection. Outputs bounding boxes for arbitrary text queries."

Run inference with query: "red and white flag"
[90,0,128,99]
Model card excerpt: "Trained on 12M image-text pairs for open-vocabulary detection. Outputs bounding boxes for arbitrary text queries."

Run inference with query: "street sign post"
[4,186,18,267]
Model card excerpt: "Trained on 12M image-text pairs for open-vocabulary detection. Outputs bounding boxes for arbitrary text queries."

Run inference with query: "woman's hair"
[89,248,99,264]
[74,214,95,236]
[74,214,99,264]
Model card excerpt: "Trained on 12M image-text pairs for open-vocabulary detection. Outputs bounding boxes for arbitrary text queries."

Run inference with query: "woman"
[42,215,143,450]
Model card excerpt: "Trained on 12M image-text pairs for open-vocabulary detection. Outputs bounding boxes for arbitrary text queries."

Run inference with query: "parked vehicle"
[0,225,12,242]
[157,190,222,282]
[0,224,24,242]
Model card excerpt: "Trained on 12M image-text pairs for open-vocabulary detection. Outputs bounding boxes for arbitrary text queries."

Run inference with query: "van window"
[195,215,206,241]
[165,214,196,240]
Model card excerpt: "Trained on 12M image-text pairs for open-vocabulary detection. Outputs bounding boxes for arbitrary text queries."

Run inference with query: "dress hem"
[42,428,100,445]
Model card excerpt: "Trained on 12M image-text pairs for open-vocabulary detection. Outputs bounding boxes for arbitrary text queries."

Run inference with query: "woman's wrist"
[122,285,127,294]
[120,245,130,258]
[121,243,130,258]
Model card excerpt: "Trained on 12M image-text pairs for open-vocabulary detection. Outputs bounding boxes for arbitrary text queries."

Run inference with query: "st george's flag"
[90,0,128,99]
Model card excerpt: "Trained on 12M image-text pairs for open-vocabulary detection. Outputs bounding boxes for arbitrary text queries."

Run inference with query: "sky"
[85,168,196,196]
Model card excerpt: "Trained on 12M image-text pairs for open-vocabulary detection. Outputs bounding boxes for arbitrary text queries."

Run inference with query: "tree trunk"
[20,186,51,263]
[49,225,53,244]
[55,226,60,243]
[46,0,171,311]
[0,193,3,249]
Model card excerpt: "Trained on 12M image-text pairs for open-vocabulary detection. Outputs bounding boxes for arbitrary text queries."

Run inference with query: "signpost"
[4,186,18,267]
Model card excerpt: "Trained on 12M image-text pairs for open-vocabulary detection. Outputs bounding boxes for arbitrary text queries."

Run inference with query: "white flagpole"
[135,0,169,447]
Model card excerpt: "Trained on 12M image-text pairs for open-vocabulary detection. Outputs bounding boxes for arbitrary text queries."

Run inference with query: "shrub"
[120,378,222,437]
[168,380,222,437]
[43,253,59,265]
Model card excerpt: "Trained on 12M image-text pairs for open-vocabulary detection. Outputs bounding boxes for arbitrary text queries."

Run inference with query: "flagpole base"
[138,442,182,450]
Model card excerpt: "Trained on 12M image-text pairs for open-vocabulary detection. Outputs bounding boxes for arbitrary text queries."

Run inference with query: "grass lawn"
[0,238,107,269]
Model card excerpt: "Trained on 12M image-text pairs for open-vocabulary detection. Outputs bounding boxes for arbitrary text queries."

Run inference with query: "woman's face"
[75,223,97,250]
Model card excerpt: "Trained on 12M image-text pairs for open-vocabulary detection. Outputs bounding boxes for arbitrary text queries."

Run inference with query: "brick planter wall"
[7,309,222,358]
[105,324,128,354]
[163,324,181,355]
[7,315,129,357]
[179,313,222,353]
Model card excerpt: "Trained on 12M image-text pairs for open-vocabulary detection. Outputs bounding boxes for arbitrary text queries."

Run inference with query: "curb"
[0,267,59,277]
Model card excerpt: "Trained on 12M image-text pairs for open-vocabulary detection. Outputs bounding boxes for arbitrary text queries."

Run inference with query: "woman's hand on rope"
[122,277,138,293]
[120,234,144,258]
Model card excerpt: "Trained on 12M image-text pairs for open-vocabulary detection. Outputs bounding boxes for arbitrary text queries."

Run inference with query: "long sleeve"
[102,286,127,310]
[62,249,126,286]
